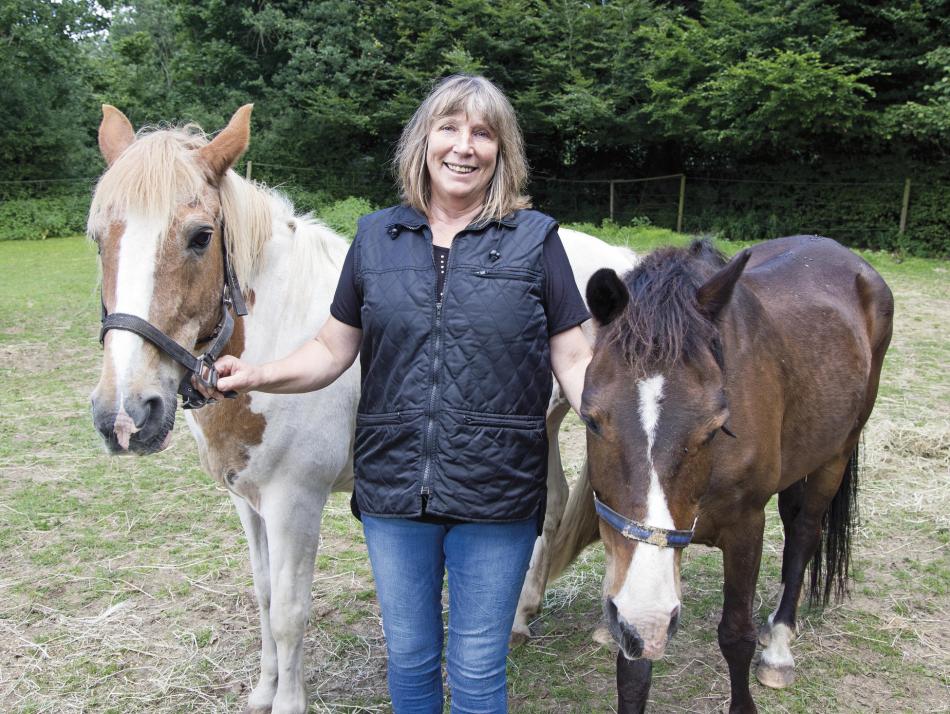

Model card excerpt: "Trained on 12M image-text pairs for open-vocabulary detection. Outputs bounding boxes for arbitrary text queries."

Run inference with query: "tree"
[0,0,104,181]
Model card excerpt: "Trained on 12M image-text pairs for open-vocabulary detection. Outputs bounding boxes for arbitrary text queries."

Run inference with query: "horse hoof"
[592,626,613,646]
[243,707,272,714]
[756,662,796,689]
[757,623,771,648]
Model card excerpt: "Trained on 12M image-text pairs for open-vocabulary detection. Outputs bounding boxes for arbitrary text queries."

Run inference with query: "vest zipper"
[420,235,459,500]
[420,300,440,498]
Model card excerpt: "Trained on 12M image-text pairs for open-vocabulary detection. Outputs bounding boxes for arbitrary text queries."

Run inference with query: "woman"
[207,75,592,713]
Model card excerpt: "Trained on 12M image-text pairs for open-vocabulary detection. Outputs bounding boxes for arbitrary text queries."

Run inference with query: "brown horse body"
[579,236,893,713]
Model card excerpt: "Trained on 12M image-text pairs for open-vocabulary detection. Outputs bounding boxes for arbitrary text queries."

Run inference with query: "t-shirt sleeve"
[543,228,590,336]
[329,241,362,328]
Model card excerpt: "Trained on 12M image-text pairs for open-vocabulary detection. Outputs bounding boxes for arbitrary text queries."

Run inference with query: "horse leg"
[616,651,652,714]
[718,509,765,714]
[758,481,804,648]
[231,494,280,714]
[260,486,329,714]
[756,453,853,690]
[512,399,571,644]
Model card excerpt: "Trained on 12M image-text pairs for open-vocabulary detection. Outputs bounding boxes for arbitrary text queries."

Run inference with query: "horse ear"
[99,105,135,166]
[587,268,629,326]
[199,104,253,180]
[696,248,751,321]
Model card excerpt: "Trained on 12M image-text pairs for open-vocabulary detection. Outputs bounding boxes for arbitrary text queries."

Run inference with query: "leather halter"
[98,232,248,409]
[593,493,695,549]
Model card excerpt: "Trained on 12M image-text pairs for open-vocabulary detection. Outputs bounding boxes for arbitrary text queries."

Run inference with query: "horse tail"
[809,443,860,606]
[548,461,601,582]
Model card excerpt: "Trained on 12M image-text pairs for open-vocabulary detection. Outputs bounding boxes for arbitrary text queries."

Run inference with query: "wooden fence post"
[609,180,616,223]
[245,161,253,181]
[899,178,911,234]
[676,174,686,234]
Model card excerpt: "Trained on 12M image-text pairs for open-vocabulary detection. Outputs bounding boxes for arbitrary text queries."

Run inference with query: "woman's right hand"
[192,355,262,402]
[213,355,262,395]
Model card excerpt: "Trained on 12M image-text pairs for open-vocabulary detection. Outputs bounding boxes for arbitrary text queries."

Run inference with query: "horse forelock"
[601,241,725,378]
[88,124,274,292]
[88,126,211,239]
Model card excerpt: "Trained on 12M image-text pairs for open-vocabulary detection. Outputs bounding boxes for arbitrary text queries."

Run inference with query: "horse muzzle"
[606,597,680,661]
[91,390,176,454]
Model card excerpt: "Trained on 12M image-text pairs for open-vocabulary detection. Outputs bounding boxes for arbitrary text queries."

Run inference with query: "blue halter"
[593,493,695,549]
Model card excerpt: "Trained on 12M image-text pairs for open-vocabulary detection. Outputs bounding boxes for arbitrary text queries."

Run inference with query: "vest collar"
[386,204,519,236]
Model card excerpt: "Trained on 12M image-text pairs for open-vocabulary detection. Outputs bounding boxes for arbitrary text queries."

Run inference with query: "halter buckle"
[193,353,219,391]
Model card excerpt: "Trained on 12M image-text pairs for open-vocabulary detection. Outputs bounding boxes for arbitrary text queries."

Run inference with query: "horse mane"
[601,239,727,378]
[87,123,273,290]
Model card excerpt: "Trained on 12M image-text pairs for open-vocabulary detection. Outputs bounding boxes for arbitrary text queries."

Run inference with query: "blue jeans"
[362,515,537,714]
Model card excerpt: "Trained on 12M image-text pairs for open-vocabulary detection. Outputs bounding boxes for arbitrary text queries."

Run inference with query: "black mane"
[602,239,726,377]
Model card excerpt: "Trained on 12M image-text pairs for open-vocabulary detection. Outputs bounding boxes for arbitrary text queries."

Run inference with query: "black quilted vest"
[352,204,555,522]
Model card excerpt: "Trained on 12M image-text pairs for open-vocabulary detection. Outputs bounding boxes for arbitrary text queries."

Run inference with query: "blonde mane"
[88,124,273,290]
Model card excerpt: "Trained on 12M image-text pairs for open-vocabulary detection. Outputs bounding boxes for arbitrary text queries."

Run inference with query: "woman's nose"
[453,130,474,153]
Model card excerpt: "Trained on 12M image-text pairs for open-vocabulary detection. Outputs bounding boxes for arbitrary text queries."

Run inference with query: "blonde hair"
[395,75,531,224]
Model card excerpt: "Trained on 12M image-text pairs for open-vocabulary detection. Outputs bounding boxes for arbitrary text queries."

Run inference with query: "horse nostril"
[669,605,681,637]
[141,394,163,427]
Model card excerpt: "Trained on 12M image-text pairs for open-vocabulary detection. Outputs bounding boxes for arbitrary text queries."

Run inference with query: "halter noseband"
[593,493,695,549]
[98,231,248,410]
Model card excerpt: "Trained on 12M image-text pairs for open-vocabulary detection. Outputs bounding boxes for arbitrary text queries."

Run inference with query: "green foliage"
[316,196,376,239]
[3,0,949,257]
[701,50,874,154]
[0,193,91,241]
[884,46,950,155]
[680,161,950,257]
[0,0,104,180]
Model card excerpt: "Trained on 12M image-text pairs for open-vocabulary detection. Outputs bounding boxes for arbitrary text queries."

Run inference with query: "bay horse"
[86,105,636,713]
[573,237,892,713]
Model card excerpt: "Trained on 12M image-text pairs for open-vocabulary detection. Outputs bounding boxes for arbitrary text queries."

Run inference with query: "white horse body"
[185,197,359,713]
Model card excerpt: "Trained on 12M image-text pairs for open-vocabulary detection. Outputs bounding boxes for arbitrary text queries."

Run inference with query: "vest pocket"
[356,408,423,427]
[354,410,426,515]
[356,411,402,427]
[430,410,548,520]
[462,413,546,430]
[471,268,539,282]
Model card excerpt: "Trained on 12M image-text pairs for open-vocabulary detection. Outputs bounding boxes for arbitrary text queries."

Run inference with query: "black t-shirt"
[330,227,590,335]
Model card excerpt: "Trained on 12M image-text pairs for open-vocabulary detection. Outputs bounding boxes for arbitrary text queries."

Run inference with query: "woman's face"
[426,111,498,209]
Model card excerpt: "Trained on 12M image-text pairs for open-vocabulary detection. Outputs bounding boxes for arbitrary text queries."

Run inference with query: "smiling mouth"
[444,162,477,175]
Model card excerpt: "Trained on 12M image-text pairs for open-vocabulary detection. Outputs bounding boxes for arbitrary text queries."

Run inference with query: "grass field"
[0,227,947,713]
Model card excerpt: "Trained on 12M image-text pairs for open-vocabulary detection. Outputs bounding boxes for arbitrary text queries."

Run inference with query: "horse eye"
[190,229,213,251]
[581,414,601,435]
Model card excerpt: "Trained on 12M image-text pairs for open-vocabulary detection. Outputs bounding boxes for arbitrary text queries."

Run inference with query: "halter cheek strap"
[593,493,696,549]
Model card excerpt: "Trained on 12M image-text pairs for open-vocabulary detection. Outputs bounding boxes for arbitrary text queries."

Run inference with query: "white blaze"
[110,213,163,404]
[612,374,680,653]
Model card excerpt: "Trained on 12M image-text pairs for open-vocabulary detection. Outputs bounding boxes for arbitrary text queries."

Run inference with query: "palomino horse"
[572,238,892,713]
[87,105,636,713]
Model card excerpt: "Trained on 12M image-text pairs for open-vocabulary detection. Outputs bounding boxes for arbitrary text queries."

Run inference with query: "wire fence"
[1,165,946,255]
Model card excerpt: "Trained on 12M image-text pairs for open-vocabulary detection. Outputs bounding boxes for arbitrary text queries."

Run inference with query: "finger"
[214,355,238,375]
[191,374,214,399]
[216,374,245,395]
